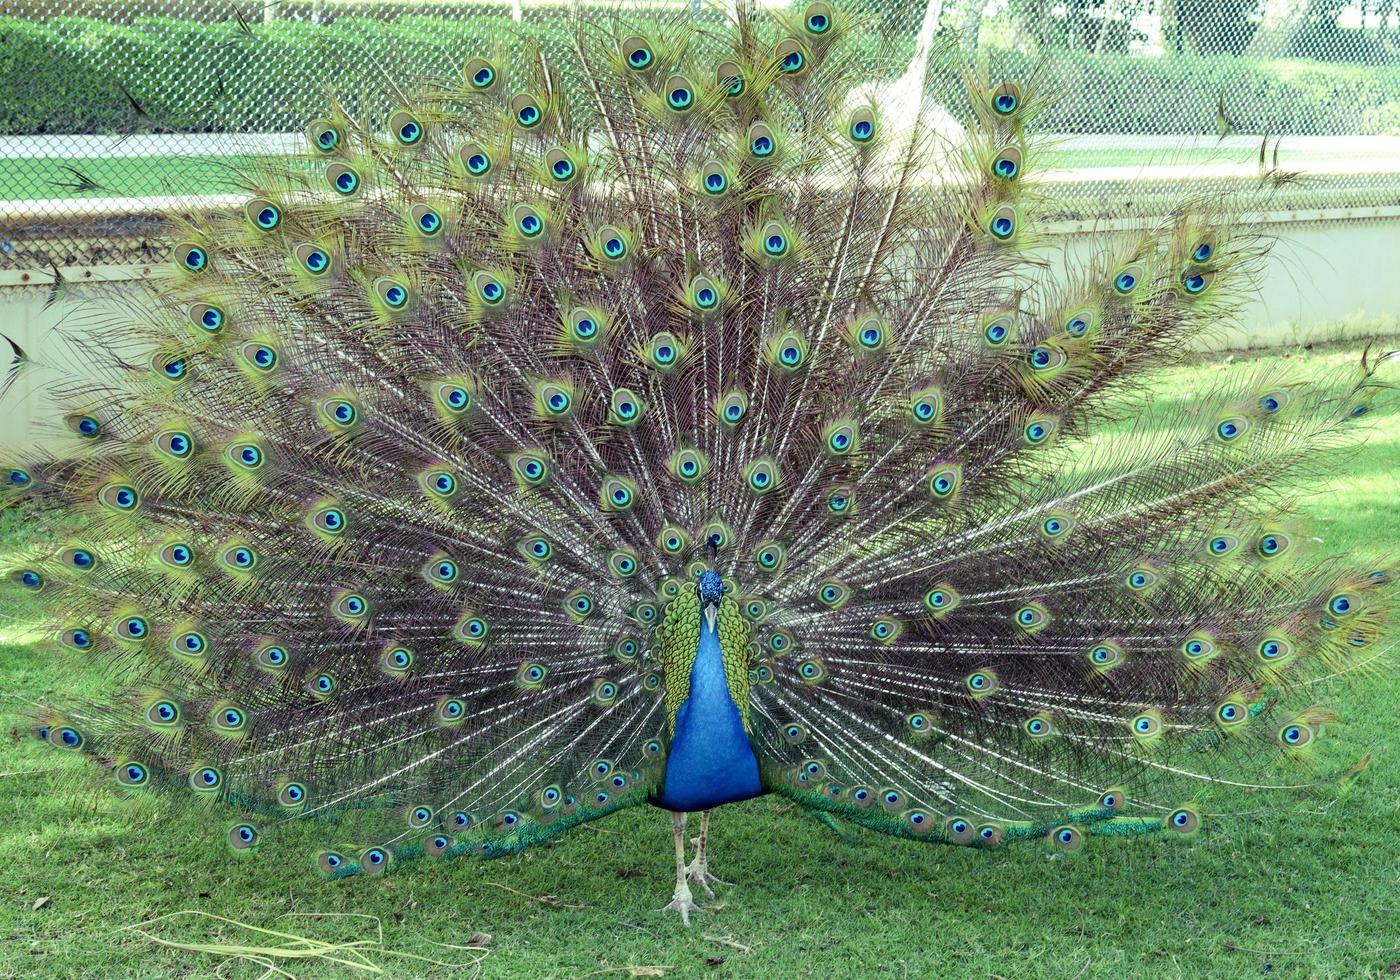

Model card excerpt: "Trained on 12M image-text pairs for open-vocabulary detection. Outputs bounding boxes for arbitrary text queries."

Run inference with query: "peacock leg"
[662,810,701,925]
[685,809,732,898]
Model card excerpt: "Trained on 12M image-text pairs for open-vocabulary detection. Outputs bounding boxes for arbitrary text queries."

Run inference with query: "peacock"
[4,2,1396,927]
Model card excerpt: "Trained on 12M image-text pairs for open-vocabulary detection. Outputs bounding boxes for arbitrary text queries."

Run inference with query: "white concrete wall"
[2,215,1397,453]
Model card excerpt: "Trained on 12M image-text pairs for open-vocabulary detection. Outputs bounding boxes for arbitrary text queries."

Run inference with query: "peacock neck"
[654,610,763,812]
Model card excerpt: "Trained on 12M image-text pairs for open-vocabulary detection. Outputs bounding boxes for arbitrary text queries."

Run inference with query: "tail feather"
[2,2,1394,874]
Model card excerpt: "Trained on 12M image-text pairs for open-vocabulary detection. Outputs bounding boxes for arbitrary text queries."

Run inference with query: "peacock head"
[697,570,725,608]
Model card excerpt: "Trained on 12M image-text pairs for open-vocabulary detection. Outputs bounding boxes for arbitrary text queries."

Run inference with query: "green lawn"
[1,343,1398,978]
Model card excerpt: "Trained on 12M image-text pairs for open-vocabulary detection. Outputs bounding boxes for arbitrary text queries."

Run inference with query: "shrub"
[2,13,1398,136]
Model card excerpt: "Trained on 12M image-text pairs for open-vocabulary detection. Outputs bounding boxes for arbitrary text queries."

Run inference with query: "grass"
[1,343,1398,978]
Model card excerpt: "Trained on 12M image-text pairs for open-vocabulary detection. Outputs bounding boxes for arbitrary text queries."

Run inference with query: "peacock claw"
[684,855,731,899]
[662,882,702,926]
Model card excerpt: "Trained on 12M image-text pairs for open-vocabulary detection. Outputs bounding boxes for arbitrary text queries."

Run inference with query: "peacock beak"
[704,603,718,631]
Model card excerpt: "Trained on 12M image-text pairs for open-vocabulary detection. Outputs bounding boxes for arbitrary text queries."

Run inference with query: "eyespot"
[1129,711,1163,739]
[423,554,459,588]
[460,142,491,177]
[1165,806,1200,834]
[663,74,695,112]
[870,617,902,645]
[472,271,506,307]
[620,35,653,70]
[816,580,850,610]
[770,329,807,370]
[171,629,209,659]
[827,485,854,515]
[1216,416,1250,442]
[97,482,140,512]
[803,2,833,34]
[1206,533,1240,556]
[114,615,149,641]
[228,823,259,849]
[1190,236,1215,263]
[758,220,790,258]
[1260,635,1288,666]
[405,804,434,829]
[774,38,808,75]
[1049,825,1083,852]
[1277,721,1314,748]
[1087,641,1124,670]
[1180,634,1217,662]
[515,660,549,690]
[545,147,578,183]
[645,331,685,371]
[307,119,341,152]
[255,642,290,671]
[388,110,423,147]
[1181,270,1215,296]
[747,122,776,158]
[992,145,1021,179]
[964,669,999,698]
[987,204,1017,240]
[410,203,443,237]
[7,467,32,489]
[1113,263,1145,296]
[1062,308,1096,337]
[599,475,636,512]
[511,93,543,129]
[564,589,597,621]
[510,451,550,489]
[211,703,249,734]
[742,596,770,623]
[1040,513,1073,539]
[848,106,876,144]
[239,341,279,374]
[796,657,827,684]
[1026,343,1067,372]
[246,198,280,231]
[382,646,414,676]
[945,817,975,844]
[1255,531,1292,559]
[766,629,793,655]
[174,242,208,272]
[1023,415,1059,445]
[294,242,332,276]
[976,824,1006,847]
[744,458,779,495]
[928,463,962,500]
[642,670,663,693]
[991,81,1021,116]
[1216,699,1249,729]
[908,387,942,425]
[1098,788,1126,811]
[189,766,223,792]
[823,421,858,456]
[435,697,467,726]
[60,547,96,571]
[359,847,390,874]
[11,569,45,592]
[333,591,369,621]
[591,678,619,705]
[324,162,360,198]
[1328,593,1357,617]
[1024,714,1054,738]
[154,429,195,460]
[68,413,101,439]
[317,851,346,874]
[716,60,745,97]
[464,57,496,89]
[982,312,1015,347]
[923,583,961,617]
[57,625,91,652]
[753,540,787,573]
[455,613,489,644]
[1125,566,1159,592]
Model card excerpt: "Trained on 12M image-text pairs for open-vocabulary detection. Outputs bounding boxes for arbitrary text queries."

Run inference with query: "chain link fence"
[3,0,1399,270]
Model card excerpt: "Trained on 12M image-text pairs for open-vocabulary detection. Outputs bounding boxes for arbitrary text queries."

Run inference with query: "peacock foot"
[684,853,732,899]
[662,881,702,926]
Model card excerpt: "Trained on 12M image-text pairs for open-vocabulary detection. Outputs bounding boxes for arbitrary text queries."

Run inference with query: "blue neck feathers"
[654,610,763,812]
